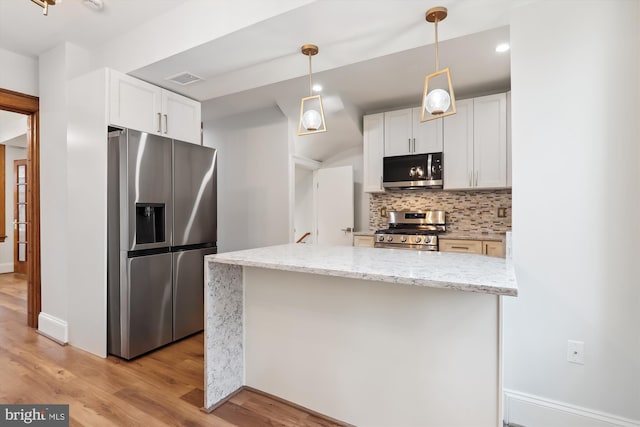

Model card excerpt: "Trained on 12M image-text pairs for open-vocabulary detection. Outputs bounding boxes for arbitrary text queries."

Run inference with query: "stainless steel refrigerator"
[107,128,216,359]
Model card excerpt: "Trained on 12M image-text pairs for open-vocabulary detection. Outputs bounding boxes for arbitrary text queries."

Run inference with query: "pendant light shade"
[298,44,327,136]
[420,7,456,122]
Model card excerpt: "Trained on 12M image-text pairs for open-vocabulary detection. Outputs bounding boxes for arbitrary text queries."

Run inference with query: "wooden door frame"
[0,88,41,328]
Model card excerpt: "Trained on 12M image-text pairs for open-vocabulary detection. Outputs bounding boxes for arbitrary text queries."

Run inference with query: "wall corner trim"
[38,312,69,344]
[504,389,640,427]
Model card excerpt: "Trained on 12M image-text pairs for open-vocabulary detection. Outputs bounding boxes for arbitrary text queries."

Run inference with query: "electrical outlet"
[497,207,507,218]
[567,340,584,364]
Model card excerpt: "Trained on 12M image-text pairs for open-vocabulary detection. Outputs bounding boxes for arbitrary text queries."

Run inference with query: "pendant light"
[420,6,456,122]
[31,0,57,15]
[298,44,327,136]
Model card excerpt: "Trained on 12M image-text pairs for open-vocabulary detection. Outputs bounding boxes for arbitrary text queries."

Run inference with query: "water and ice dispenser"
[135,203,165,244]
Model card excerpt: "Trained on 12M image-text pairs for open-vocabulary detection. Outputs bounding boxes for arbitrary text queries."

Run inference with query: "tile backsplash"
[369,189,512,233]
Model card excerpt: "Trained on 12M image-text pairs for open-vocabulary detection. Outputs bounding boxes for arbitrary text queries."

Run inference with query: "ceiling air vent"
[165,72,204,86]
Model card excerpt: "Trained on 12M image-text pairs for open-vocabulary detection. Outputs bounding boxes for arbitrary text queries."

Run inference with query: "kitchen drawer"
[353,235,375,247]
[439,239,483,255]
[483,240,505,258]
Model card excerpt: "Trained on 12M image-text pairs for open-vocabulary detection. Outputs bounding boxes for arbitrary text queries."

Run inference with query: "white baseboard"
[38,312,69,344]
[0,262,14,274]
[504,389,640,427]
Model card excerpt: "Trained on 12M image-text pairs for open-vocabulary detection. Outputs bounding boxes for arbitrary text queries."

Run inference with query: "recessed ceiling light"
[495,43,510,53]
[312,84,323,92]
[83,0,103,11]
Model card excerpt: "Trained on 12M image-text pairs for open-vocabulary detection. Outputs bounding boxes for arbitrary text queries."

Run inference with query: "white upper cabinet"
[384,107,443,157]
[384,108,413,156]
[363,113,385,193]
[443,99,474,189]
[161,90,202,144]
[109,70,202,145]
[412,107,443,154]
[109,71,162,134]
[443,93,507,190]
[473,93,507,188]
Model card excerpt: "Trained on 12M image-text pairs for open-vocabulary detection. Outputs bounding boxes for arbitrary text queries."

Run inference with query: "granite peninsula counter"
[204,244,518,426]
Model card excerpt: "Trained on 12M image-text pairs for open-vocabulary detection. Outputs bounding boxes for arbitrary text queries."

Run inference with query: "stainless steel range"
[374,210,445,251]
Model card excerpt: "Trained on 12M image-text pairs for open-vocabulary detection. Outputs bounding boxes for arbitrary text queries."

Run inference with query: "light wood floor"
[0,273,345,426]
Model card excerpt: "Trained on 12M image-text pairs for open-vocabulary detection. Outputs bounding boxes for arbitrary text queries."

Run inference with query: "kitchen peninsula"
[204,244,517,426]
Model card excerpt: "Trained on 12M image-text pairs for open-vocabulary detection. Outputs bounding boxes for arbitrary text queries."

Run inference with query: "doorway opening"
[0,88,41,328]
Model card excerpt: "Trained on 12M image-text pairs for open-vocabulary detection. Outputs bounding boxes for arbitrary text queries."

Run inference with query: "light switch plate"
[567,340,584,364]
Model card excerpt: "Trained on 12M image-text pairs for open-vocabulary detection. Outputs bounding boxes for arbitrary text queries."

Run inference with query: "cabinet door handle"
[408,138,411,152]
[413,138,416,152]
[163,114,168,134]
[451,246,470,250]
[157,112,162,133]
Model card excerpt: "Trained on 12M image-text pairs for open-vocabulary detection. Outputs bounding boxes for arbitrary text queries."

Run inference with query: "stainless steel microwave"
[383,152,443,190]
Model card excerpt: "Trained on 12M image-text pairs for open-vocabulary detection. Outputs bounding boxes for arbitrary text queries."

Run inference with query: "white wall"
[320,145,369,232]
[38,42,92,343]
[504,1,640,425]
[0,48,38,96]
[294,166,314,241]
[203,106,290,253]
[0,143,27,273]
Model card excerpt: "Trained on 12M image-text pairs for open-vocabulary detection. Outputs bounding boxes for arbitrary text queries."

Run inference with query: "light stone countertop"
[206,243,517,296]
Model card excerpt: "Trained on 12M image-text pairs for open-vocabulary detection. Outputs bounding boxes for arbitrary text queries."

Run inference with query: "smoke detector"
[83,0,103,11]
[165,72,204,86]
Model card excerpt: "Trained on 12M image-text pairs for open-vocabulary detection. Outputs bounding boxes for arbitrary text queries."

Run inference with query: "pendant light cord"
[434,17,439,72]
[308,53,313,97]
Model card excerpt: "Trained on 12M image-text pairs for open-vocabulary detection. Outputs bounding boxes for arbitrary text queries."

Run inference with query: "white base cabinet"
[109,70,201,144]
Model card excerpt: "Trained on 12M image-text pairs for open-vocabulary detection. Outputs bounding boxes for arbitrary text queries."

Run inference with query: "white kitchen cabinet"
[443,93,507,190]
[384,107,443,157]
[363,113,385,193]
[109,70,201,144]
[109,71,162,135]
[353,235,375,247]
[412,108,443,154]
[161,90,201,144]
[443,99,474,189]
[474,93,507,188]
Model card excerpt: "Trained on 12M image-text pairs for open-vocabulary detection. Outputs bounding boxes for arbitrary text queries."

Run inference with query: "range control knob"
[400,236,407,243]
[378,235,385,242]
[387,235,393,242]
[414,236,422,243]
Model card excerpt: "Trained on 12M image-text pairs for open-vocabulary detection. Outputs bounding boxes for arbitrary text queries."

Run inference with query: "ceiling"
[0,0,185,57]
[0,0,512,161]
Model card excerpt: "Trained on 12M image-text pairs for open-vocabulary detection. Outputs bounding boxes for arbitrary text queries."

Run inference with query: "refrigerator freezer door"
[173,247,217,340]
[172,141,217,246]
[123,252,173,359]
[124,130,173,251]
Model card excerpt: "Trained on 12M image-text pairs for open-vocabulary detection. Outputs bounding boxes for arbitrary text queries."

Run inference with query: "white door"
[109,71,162,134]
[316,166,354,246]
